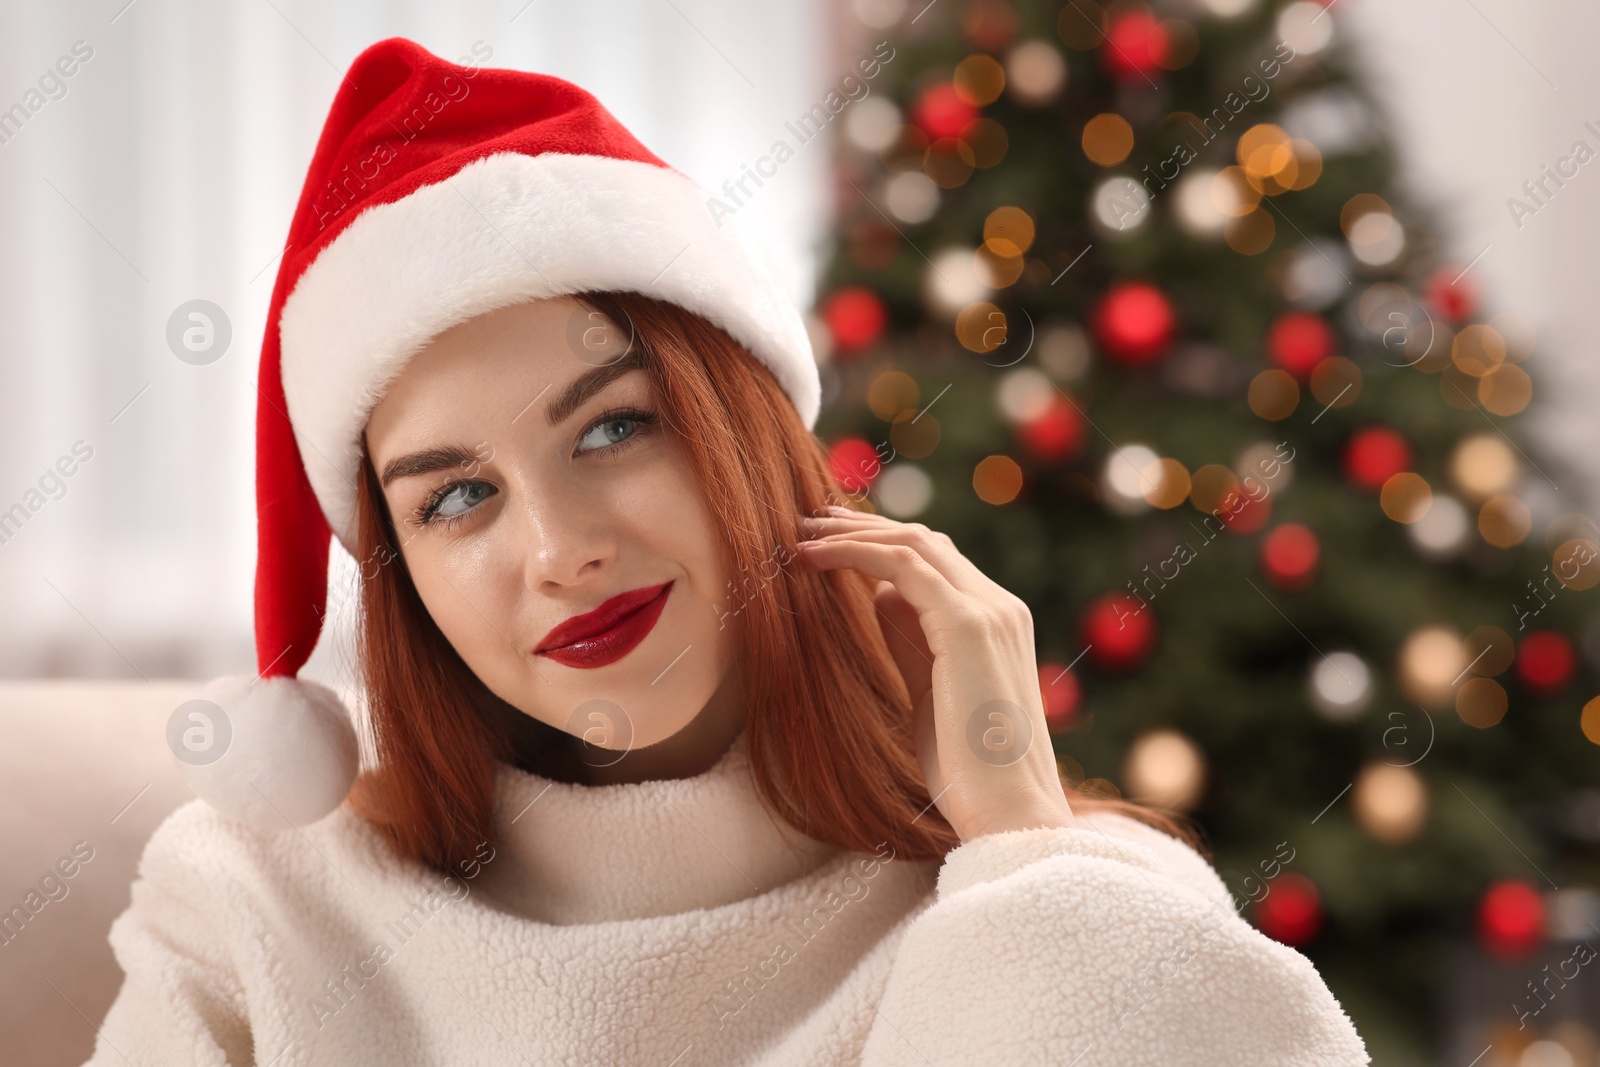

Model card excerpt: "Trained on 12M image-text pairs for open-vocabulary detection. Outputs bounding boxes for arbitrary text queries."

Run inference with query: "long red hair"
[346,290,1208,874]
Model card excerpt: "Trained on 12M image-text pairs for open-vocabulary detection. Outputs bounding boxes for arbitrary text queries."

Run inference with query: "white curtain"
[0,0,828,683]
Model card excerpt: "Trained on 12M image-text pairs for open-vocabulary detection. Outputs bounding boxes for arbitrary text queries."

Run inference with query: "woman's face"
[363,296,739,769]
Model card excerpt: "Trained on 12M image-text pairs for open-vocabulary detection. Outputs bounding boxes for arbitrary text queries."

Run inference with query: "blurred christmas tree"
[811,0,1600,1062]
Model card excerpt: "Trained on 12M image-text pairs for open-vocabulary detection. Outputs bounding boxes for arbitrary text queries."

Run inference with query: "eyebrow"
[379,444,481,488]
[545,350,646,427]
[377,351,647,489]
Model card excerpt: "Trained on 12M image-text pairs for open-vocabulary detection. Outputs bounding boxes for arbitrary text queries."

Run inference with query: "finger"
[793,536,958,621]
[801,519,991,594]
[872,580,935,702]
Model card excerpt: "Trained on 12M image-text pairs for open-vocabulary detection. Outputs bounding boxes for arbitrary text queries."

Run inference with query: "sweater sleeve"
[860,812,1369,1067]
[82,803,255,1067]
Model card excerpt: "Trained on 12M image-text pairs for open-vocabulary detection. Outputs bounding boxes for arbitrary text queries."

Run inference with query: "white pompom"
[169,673,360,833]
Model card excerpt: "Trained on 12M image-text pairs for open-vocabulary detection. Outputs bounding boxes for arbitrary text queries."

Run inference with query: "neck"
[477,718,839,925]
[585,664,746,784]
[503,665,747,786]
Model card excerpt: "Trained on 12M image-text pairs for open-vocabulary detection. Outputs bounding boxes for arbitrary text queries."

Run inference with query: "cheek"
[405,538,522,660]
[605,448,734,679]
[626,451,727,600]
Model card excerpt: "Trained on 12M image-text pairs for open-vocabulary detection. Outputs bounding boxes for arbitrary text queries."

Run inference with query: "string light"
[1309,651,1372,721]
[867,370,920,419]
[1103,444,1160,515]
[1456,677,1509,728]
[1353,762,1428,844]
[1449,433,1518,499]
[1479,495,1532,548]
[1408,494,1470,557]
[1091,175,1153,233]
[1141,458,1192,509]
[1248,368,1300,420]
[1005,40,1067,105]
[973,454,1024,504]
[953,55,1006,106]
[1123,729,1206,810]
[845,97,902,152]
[1083,113,1135,166]
[1398,626,1466,708]
[1280,240,1350,308]
[923,247,990,315]
[885,171,940,224]
[1174,168,1228,236]
[1277,0,1335,55]
[1381,473,1433,524]
[874,464,934,518]
[995,367,1055,422]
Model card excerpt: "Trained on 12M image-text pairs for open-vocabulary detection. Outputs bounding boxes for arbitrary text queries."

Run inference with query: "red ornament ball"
[1218,487,1272,535]
[1092,282,1177,366]
[1261,523,1320,592]
[1253,872,1323,946]
[913,84,979,140]
[827,437,883,495]
[1425,266,1478,323]
[1100,11,1169,82]
[1342,427,1413,492]
[1017,395,1086,463]
[1516,631,1576,694]
[1081,592,1157,673]
[1037,664,1082,732]
[821,287,887,354]
[1266,311,1335,378]
[1477,880,1544,959]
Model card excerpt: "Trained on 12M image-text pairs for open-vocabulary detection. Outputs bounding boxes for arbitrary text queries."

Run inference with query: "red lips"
[533,580,674,669]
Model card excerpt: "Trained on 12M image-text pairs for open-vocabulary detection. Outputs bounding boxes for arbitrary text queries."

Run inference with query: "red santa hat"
[178,37,820,831]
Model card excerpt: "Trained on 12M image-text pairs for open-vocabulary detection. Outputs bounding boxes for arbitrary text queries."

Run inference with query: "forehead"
[364,295,634,448]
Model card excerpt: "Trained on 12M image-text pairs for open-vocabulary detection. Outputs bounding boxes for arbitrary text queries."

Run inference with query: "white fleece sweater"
[85,728,1369,1065]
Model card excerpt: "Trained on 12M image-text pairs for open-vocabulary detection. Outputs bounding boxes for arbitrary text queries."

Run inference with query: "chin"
[603,683,718,750]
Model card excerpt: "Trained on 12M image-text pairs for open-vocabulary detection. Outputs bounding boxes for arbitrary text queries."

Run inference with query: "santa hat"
[177,37,820,831]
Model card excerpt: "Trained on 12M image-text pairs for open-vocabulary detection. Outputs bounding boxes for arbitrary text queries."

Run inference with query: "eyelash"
[408,406,659,530]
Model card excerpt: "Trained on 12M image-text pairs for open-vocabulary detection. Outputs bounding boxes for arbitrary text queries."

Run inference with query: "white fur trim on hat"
[278,151,819,554]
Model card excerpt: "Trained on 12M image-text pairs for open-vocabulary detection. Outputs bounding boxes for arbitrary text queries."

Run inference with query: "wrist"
[960,792,1076,842]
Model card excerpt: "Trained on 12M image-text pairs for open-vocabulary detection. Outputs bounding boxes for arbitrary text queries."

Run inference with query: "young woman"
[87,39,1369,1066]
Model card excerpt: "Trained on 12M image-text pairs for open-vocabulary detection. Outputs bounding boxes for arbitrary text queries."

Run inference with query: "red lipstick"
[533,580,674,669]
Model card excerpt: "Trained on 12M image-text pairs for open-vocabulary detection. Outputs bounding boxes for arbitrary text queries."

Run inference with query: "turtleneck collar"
[472,727,840,926]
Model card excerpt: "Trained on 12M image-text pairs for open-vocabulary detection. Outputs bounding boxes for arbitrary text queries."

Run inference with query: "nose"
[515,480,615,592]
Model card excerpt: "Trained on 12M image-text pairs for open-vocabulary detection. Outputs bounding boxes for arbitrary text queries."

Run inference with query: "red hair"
[346,290,1208,873]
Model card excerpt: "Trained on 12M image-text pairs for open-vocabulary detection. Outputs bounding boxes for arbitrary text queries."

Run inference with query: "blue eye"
[411,407,658,531]
[417,481,495,527]
[575,407,657,456]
